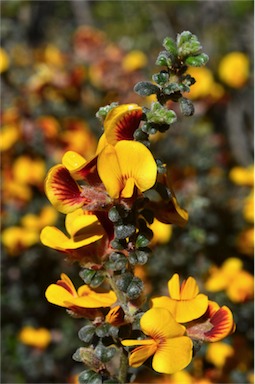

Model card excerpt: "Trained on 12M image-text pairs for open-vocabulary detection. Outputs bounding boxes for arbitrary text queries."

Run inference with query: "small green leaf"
[163,37,178,56]
[152,71,169,85]
[155,50,173,67]
[185,53,209,67]
[78,325,95,343]
[179,97,195,116]
[134,81,160,96]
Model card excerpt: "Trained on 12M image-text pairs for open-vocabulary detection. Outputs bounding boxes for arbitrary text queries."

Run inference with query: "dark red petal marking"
[204,307,234,341]
[114,109,143,141]
[57,280,75,295]
[49,166,88,207]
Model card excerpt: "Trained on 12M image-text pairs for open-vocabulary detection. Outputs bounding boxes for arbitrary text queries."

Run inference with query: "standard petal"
[152,337,193,374]
[45,284,75,307]
[168,274,181,300]
[45,165,85,213]
[204,305,235,342]
[180,276,199,299]
[104,104,143,145]
[141,308,185,339]
[174,294,208,323]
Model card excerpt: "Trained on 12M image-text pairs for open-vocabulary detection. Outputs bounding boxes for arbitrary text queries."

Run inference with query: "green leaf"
[134,81,160,96]
[177,31,202,57]
[152,71,169,85]
[146,102,177,125]
[155,50,173,67]
[78,325,95,343]
[185,53,209,67]
[163,37,178,56]
[179,97,195,116]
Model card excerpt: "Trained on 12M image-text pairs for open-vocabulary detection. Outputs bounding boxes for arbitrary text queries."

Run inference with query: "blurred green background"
[1,1,254,383]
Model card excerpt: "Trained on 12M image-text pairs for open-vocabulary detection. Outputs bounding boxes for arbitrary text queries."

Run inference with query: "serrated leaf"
[185,53,209,67]
[134,81,160,96]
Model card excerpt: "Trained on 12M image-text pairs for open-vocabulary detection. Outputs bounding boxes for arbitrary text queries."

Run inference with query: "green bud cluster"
[133,31,209,137]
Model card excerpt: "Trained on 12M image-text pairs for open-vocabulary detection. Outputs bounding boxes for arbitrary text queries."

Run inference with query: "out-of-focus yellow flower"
[122,307,193,374]
[0,124,20,151]
[206,342,234,368]
[61,119,97,158]
[122,50,148,72]
[205,258,254,302]
[243,191,254,223]
[187,67,224,100]
[36,115,60,139]
[43,44,65,67]
[19,326,51,349]
[149,218,172,246]
[151,274,208,323]
[0,47,9,73]
[2,226,39,256]
[237,227,254,256]
[218,52,250,88]
[98,141,157,199]
[13,155,46,186]
[21,206,58,230]
[229,165,254,187]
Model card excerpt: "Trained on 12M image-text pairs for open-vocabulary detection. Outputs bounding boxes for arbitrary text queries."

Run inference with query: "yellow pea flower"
[151,273,208,323]
[40,208,105,255]
[46,273,117,310]
[19,326,51,349]
[218,51,250,88]
[97,140,157,199]
[122,307,193,374]
[206,342,234,368]
[122,50,148,72]
[205,258,254,302]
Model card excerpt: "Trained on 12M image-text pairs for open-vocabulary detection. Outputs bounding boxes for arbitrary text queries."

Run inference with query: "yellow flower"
[122,307,193,374]
[122,50,148,72]
[40,208,106,263]
[187,67,224,100]
[206,342,234,368]
[0,124,20,151]
[2,226,39,256]
[13,155,46,186]
[97,140,157,199]
[46,273,117,310]
[21,206,58,230]
[0,47,9,73]
[19,326,51,349]
[151,273,208,323]
[99,103,143,148]
[205,258,254,302]
[243,191,254,223]
[218,52,250,88]
[229,165,254,187]
[149,218,172,246]
[237,227,254,256]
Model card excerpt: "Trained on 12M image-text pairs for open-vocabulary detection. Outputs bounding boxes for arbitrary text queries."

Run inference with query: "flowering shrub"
[40,32,236,383]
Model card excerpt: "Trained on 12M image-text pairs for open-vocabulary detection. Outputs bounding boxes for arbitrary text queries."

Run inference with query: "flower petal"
[204,305,235,342]
[75,286,117,307]
[104,104,143,145]
[58,273,77,296]
[45,283,75,307]
[97,144,123,198]
[180,276,199,300]
[168,274,181,300]
[40,225,103,251]
[152,337,193,374]
[126,341,157,368]
[141,308,186,339]
[65,209,105,239]
[62,151,86,172]
[45,165,85,213]
[115,140,157,196]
